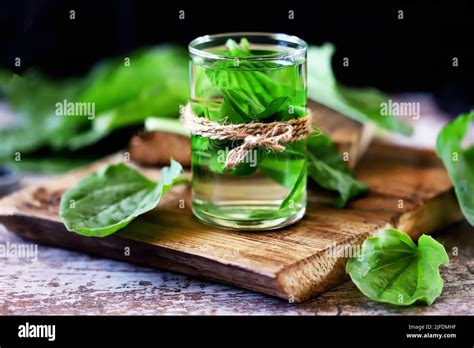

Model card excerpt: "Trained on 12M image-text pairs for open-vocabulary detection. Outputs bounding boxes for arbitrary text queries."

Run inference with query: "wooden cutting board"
[0,142,463,302]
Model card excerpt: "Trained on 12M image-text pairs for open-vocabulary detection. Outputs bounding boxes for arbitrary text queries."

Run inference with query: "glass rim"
[189,32,308,61]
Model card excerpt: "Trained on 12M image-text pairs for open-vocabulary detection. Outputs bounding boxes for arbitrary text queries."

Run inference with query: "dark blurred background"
[0,0,473,114]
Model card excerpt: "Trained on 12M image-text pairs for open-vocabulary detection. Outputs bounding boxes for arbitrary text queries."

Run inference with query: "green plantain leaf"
[346,228,449,306]
[436,111,474,226]
[60,160,183,237]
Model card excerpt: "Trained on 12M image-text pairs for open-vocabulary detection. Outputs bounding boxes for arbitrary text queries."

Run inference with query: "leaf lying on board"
[307,131,368,207]
[436,111,474,226]
[346,228,449,306]
[60,160,183,237]
[307,43,413,136]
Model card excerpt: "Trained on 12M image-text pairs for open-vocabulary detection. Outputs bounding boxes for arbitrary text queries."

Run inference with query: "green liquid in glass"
[190,42,307,230]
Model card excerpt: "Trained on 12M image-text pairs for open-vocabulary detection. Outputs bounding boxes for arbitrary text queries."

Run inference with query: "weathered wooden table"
[1,96,473,315]
[0,220,472,315]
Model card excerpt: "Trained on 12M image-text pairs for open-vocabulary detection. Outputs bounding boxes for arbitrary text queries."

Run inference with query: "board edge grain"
[0,213,288,299]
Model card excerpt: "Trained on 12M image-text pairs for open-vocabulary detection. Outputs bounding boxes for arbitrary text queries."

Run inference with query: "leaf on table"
[60,160,183,237]
[346,228,449,306]
[436,111,474,226]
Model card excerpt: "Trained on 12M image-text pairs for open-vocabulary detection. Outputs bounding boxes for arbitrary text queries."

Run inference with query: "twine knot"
[181,103,312,169]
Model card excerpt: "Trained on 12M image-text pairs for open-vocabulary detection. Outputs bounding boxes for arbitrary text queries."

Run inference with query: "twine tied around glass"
[181,103,313,169]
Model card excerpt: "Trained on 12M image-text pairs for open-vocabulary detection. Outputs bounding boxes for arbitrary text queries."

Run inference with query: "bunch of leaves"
[436,111,474,226]
[0,45,189,162]
[346,228,449,306]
